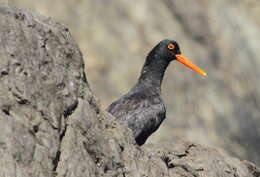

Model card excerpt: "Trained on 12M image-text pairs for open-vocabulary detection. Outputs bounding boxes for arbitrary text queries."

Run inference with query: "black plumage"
[106,39,206,145]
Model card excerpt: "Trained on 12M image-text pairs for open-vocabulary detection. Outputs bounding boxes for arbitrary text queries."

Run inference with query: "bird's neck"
[137,55,170,90]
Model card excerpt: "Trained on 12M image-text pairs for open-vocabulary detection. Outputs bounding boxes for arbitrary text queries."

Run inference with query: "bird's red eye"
[167,44,175,50]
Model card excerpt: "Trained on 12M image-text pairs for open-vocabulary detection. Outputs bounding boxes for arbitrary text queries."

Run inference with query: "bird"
[106,39,206,146]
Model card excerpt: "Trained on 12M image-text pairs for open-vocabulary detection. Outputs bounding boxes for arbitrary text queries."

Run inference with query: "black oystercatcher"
[106,39,206,145]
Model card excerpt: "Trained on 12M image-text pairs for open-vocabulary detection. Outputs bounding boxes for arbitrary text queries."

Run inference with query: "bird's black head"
[148,39,207,76]
[150,39,181,62]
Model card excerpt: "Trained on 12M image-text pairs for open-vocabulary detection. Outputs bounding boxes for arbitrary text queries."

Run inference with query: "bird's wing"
[123,103,165,144]
[106,91,160,118]
[106,91,166,145]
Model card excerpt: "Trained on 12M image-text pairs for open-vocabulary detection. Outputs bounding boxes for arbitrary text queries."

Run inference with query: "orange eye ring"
[167,44,175,50]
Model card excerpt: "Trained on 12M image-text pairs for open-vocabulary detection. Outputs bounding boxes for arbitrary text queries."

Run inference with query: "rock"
[0,3,259,177]
[0,3,86,176]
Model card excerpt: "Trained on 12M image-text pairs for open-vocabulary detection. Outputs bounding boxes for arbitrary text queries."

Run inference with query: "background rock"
[6,0,260,166]
[0,3,259,177]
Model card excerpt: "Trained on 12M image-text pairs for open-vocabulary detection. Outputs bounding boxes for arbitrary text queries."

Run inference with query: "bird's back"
[106,86,166,145]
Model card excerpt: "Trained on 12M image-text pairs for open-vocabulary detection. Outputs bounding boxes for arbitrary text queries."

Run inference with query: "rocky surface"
[0,3,259,177]
[0,3,86,176]
[7,0,260,166]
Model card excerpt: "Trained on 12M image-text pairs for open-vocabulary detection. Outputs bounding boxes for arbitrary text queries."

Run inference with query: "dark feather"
[107,87,166,145]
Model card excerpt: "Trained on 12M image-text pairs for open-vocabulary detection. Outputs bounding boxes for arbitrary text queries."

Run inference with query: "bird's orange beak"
[175,54,207,76]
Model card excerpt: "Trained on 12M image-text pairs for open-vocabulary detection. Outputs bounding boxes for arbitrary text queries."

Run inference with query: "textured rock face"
[7,0,260,166]
[0,3,86,176]
[0,3,259,177]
